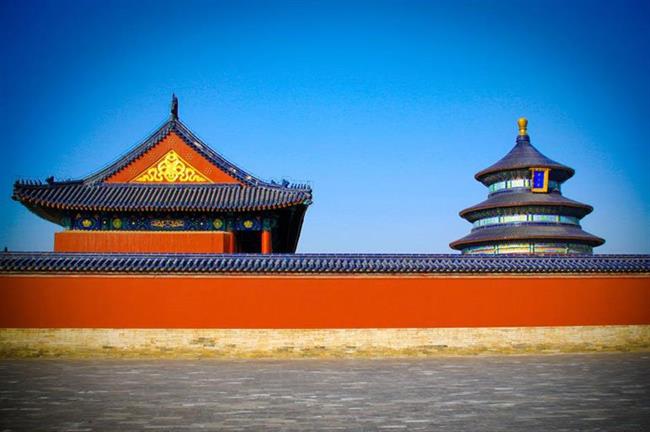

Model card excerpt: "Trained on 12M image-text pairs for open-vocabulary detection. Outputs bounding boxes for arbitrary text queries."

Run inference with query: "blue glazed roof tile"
[0,253,647,274]
[452,122,604,252]
[13,183,311,213]
[475,135,574,184]
[459,191,593,220]
[450,224,605,250]
[13,116,312,214]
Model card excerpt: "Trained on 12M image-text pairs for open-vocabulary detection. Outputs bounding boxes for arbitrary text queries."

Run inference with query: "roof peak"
[517,117,528,137]
[170,94,179,120]
[474,117,574,184]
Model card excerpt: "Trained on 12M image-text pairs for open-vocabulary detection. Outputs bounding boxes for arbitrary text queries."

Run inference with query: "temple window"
[472,214,580,229]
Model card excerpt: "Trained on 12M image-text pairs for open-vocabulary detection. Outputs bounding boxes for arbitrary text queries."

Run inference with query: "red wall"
[54,231,235,253]
[1,275,648,328]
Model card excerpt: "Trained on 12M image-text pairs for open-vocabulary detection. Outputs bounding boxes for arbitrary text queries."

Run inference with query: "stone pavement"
[1,353,649,431]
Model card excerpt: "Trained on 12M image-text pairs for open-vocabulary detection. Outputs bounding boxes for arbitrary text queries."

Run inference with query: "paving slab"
[1,353,649,431]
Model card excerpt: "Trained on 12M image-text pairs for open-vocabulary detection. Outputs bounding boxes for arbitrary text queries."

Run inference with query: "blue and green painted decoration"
[67,213,278,232]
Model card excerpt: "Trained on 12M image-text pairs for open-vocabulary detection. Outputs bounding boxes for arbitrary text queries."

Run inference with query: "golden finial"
[517,117,528,136]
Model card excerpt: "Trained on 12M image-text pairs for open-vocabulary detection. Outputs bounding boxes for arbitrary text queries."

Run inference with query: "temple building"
[450,118,604,254]
[12,96,312,254]
[2,103,649,360]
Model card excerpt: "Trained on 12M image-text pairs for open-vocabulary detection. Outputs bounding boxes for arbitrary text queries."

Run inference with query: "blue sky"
[1,0,648,253]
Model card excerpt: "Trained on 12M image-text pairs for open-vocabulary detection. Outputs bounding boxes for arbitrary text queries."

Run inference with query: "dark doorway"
[236,231,261,253]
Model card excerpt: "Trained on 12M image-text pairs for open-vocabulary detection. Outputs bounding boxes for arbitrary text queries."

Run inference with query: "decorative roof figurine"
[13,96,313,254]
[450,118,604,254]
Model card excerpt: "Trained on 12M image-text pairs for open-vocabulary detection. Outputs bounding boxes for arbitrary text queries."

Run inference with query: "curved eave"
[12,183,313,214]
[475,136,575,185]
[459,191,593,221]
[449,224,605,250]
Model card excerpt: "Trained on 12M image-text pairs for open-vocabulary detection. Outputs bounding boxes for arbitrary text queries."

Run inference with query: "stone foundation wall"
[2,326,649,358]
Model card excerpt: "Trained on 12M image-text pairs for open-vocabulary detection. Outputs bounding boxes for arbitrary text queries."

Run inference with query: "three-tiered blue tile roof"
[450,118,605,254]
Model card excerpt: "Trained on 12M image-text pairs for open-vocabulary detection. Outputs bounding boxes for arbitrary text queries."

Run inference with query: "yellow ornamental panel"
[132,150,212,183]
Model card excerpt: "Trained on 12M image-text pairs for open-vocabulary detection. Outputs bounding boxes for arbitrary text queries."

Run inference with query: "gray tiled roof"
[0,253,647,274]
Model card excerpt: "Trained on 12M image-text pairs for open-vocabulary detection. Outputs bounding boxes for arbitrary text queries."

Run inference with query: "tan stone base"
[1,326,649,359]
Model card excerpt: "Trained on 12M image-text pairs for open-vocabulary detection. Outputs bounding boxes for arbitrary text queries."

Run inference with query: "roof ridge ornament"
[170,94,179,120]
[518,117,528,136]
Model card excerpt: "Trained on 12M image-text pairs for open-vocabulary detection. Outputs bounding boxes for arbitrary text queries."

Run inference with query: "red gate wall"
[1,275,648,328]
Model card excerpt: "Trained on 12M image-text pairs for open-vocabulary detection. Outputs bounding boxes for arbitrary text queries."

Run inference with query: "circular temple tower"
[450,118,604,254]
